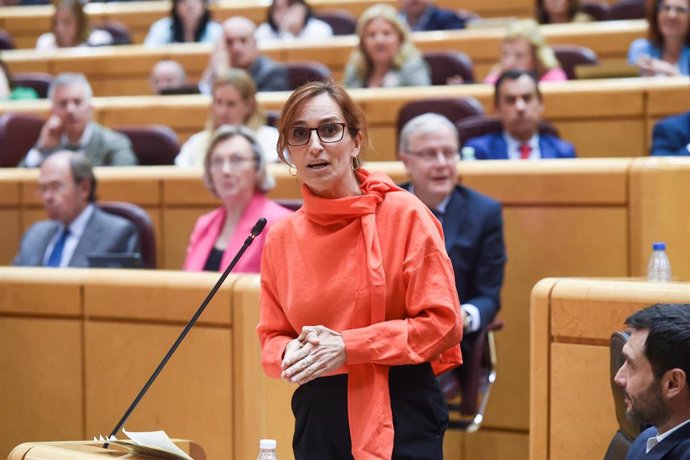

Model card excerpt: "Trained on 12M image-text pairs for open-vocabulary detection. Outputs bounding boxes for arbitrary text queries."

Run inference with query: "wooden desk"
[1,20,646,96]
[3,77,687,161]
[530,278,690,460]
[0,0,535,49]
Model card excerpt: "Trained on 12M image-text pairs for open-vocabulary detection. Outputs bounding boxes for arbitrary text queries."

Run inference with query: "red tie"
[519,143,531,160]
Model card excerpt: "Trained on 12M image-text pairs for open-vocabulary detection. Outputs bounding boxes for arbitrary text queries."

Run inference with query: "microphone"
[104,217,268,446]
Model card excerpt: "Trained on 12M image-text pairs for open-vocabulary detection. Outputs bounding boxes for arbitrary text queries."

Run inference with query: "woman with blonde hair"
[342,3,430,88]
[483,19,567,83]
[175,68,279,167]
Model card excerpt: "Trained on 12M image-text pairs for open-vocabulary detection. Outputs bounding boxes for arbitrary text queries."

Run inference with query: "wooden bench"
[1,20,646,95]
[530,278,690,459]
[0,0,536,49]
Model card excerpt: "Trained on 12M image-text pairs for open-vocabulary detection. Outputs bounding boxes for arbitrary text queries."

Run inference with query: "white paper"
[123,428,193,460]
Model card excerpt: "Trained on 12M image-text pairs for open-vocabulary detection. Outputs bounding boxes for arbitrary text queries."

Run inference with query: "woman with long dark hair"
[144,0,222,46]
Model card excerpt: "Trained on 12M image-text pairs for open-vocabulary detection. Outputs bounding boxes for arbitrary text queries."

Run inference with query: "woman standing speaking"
[257,80,462,459]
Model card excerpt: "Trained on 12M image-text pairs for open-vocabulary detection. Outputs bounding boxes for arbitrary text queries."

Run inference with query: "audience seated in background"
[651,110,690,156]
[19,73,137,167]
[149,59,188,94]
[397,0,466,31]
[398,113,506,335]
[627,0,690,77]
[483,19,567,84]
[203,16,290,93]
[343,4,431,88]
[176,68,279,167]
[0,59,38,100]
[36,0,113,50]
[13,151,141,268]
[466,70,576,160]
[255,0,333,41]
[144,0,222,46]
[614,303,690,458]
[183,125,292,272]
[537,0,594,24]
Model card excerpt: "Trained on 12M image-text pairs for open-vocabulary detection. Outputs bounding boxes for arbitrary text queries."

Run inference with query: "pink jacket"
[183,193,293,273]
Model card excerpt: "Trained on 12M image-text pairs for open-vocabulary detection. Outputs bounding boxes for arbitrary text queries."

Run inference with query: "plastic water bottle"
[257,439,278,460]
[647,242,672,282]
[461,146,476,161]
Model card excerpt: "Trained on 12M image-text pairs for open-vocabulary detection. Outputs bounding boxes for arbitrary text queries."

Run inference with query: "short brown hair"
[276,80,369,164]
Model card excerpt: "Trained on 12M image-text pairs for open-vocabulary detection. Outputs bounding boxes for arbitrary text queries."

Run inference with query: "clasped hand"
[281,325,346,385]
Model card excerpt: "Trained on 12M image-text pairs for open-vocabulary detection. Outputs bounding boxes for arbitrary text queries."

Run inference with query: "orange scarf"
[301,168,460,459]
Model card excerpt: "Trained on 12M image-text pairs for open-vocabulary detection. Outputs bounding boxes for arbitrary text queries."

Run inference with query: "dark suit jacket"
[250,55,290,92]
[13,207,140,267]
[627,423,690,459]
[399,183,506,327]
[19,122,138,167]
[465,131,577,160]
[417,5,466,31]
[651,112,690,156]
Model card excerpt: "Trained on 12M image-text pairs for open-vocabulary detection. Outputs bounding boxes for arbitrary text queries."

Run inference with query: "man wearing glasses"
[13,151,140,268]
[398,112,506,337]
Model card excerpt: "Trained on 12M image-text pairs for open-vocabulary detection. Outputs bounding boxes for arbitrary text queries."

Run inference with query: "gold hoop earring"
[351,156,362,171]
[288,163,297,177]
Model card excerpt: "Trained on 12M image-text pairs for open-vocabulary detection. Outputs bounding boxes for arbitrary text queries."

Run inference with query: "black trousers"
[291,363,449,460]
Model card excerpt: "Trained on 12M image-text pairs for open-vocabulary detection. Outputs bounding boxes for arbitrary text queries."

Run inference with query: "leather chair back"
[423,51,475,85]
[315,9,357,35]
[92,20,133,45]
[115,125,180,165]
[284,61,332,90]
[396,96,484,150]
[608,0,646,20]
[0,113,43,167]
[553,45,599,80]
[604,331,643,460]
[0,29,15,50]
[98,201,157,269]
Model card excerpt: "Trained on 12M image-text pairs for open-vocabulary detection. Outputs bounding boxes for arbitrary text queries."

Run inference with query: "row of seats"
[4,44,599,99]
[0,113,180,166]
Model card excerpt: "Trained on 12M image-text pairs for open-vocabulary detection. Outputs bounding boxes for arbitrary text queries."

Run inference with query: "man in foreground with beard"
[615,304,690,459]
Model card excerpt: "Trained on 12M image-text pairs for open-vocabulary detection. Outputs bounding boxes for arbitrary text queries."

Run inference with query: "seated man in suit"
[398,113,506,336]
[13,151,141,268]
[651,112,690,156]
[19,73,137,167]
[398,0,465,31]
[465,69,576,160]
[202,16,290,93]
[615,303,690,459]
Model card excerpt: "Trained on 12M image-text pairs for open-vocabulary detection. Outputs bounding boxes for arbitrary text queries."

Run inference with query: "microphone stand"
[104,217,268,447]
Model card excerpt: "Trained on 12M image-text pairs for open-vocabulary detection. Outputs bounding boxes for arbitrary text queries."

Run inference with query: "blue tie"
[46,227,70,267]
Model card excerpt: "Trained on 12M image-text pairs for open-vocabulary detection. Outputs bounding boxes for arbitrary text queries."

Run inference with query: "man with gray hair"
[398,112,506,335]
[14,151,140,267]
[19,73,137,167]
[203,16,289,93]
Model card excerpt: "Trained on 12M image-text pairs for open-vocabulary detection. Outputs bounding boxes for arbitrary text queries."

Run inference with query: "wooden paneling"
[530,278,690,460]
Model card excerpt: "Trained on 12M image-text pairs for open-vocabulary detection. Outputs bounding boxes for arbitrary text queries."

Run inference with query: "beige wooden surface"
[0,20,646,96]
[530,278,690,460]
[3,76,688,161]
[0,0,535,49]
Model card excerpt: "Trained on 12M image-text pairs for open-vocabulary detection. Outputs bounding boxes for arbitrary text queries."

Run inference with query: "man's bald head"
[222,16,259,70]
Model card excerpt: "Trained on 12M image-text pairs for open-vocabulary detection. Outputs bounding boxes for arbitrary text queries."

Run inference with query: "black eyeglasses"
[286,123,348,146]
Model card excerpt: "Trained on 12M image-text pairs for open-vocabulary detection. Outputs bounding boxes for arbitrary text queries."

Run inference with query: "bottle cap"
[260,439,277,449]
[652,242,666,250]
